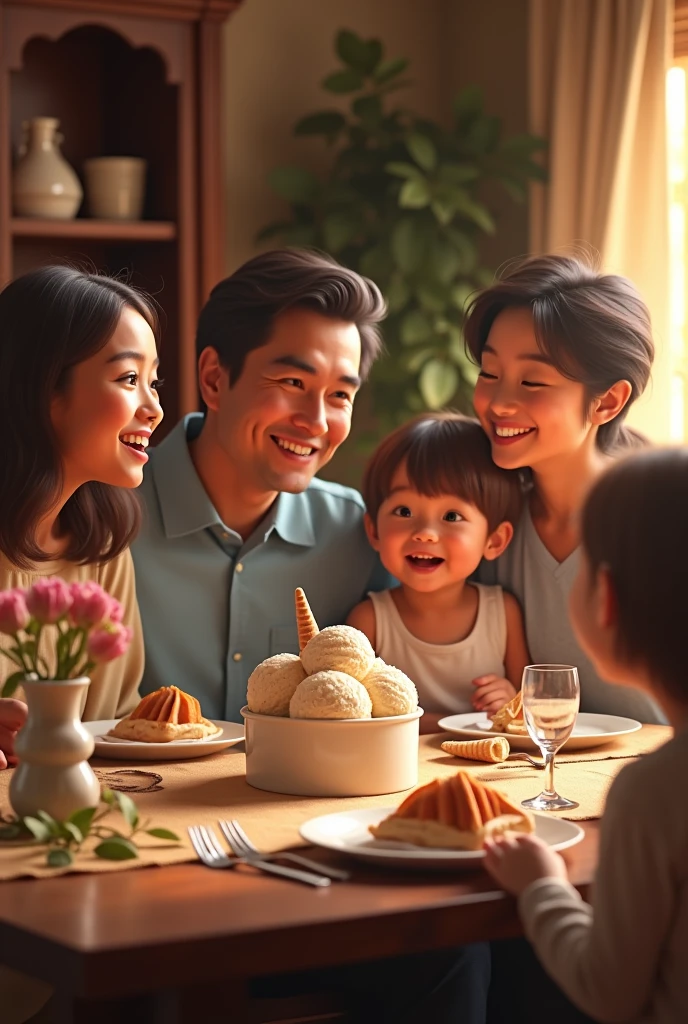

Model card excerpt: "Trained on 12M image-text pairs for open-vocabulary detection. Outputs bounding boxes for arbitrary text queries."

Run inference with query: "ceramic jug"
[12,117,83,219]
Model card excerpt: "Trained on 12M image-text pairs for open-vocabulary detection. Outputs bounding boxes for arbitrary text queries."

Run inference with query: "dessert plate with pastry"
[438,691,641,752]
[85,686,244,761]
[299,770,583,870]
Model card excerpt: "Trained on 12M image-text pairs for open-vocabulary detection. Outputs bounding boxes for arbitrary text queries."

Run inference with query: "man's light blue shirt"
[132,414,393,723]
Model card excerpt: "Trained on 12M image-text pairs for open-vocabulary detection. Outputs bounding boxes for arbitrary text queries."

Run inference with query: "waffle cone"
[490,690,524,733]
[109,686,221,743]
[441,738,510,763]
[295,588,319,651]
[369,770,533,849]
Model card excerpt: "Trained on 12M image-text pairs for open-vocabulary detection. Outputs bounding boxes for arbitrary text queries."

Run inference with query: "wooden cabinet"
[0,0,243,431]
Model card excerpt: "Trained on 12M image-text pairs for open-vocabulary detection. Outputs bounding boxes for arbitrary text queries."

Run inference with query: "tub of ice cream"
[240,589,423,797]
[241,705,423,797]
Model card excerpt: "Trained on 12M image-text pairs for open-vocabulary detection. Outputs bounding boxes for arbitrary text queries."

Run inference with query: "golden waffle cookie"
[490,690,524,733]
[109,686,221,743]
[369,770,533,850]
[441,737,510,763]
[295,587,319,651]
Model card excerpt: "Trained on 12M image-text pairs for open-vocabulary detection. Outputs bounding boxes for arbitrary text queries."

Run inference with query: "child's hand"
[483,833,568,896]
[471,674,517,715]
[0,698,27,769]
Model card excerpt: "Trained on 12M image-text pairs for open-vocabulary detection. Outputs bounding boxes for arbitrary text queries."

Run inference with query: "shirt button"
[235,562,244,573]
[233,652,242,662]
[221,531,229,540]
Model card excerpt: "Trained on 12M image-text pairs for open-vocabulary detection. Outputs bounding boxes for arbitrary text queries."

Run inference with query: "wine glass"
[521,664,580,811]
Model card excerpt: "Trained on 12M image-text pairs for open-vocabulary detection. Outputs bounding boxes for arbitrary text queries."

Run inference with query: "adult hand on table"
[0,698,27,769]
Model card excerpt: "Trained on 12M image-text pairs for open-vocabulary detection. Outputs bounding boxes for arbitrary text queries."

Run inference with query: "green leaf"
[68,806,98,838]
[401,309,433,345]
[450,282,475,313]
[385,275,411,313]
[405,347,435,373]
[114,791,139,830]
[452,84,484,120]
[322,69,364,94]
[385,161,424,181]
[268,166,319,204]
[145,828,180,841]
[419,359,459,408]
[1,671,26,698]
[101,787,116,807]
[36,810,61,835]
[374,56,409,84]
[47,848,73,868]
[430,200,455,226]
[444,229,477,274]
[391,218,428,273]
[62,822,83,845]
[352,94,382,125]
[294,111,346,140]
[416,282,451,313]
[406,133,436,172]
[322,211,358,253]
[399,179,430,209]
[451,193,495,233]
[94,837,138,861]
[427,239,462,284]
[336,30,381,73]
[23,817,51,843]
[437,163,479,186]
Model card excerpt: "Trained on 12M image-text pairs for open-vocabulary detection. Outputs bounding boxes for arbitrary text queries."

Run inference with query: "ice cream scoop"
[247,653,307,717]
[360,658,418,717]
[290,670,373,720]
[301,624,375,681]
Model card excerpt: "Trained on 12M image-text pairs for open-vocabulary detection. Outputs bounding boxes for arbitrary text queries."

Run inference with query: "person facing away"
[0,265,164,1023]
[467,253,665,723]
[133,248,396,724]
[484,447,688,1024]
[347,412,530,734]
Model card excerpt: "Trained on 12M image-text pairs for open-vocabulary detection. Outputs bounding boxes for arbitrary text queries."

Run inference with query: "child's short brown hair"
[362,412,523,532]
[581,447,688,703]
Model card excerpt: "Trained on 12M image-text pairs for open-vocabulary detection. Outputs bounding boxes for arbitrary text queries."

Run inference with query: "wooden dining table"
[0,725,670,1024]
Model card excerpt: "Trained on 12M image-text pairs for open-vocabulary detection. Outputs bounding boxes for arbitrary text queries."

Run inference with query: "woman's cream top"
[0,549,143,721]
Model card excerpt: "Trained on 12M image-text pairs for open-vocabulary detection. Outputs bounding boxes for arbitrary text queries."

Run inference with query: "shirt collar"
[151,414,316,547]
[151,414,224,539]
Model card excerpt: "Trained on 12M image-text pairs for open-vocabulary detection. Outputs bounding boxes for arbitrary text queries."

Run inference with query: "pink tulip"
[25,578,72,624]
[87,623,132,664]
[107,598,124,623]
[0,589,30,635]
[68,581,111,628]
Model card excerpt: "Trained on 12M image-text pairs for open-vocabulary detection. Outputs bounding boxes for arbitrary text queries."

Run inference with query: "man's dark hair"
[196,249,386,383]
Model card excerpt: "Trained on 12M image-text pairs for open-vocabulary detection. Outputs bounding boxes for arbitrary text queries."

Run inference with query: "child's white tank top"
[368,583,507,715]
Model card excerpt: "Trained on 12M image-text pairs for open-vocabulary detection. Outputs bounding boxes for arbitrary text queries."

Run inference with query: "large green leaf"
[406,133,436,172]
[323,69,364,94]
[1,671,26,698]
[115,791,139,830]
[451,193,495,233]
[374,57,409,84]
[452,84,484,120]
[419,359,459,408]
[294,111,346,139]
[399,179,430,209]
[268,166,319,204]
[95,837,138,861]
[437,163,479,186]
[47,848,73,868]
[336,30,381,73]
[385,161,424,181]
[352,94,382,125]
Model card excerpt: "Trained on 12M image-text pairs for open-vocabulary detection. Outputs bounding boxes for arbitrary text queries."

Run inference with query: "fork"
[188,825,331,887]
[219,819,351,881]
[506,752,545,769]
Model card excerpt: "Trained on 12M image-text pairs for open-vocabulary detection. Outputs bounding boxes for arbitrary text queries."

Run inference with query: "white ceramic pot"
[10,677,100,821]
[84,157,146,220]
[241,706,423,797]
[12,117,83,219]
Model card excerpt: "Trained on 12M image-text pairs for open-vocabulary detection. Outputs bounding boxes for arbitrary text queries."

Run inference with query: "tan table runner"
[0,725,670,880]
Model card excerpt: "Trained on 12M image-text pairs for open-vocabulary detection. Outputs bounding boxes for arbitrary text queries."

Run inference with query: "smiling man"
[132,249,392,722]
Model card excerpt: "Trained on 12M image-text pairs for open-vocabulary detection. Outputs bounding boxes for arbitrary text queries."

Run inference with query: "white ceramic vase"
[10,677,100,821]
[12,117,83,220]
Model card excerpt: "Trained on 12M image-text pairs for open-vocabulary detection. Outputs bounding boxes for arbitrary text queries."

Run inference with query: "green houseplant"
[259,29,546,437]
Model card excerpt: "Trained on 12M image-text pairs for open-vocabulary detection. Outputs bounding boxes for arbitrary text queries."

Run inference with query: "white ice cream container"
[240,706,423,797]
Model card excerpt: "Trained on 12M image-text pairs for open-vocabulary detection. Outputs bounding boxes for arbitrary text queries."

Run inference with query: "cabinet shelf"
[11,217,177,241]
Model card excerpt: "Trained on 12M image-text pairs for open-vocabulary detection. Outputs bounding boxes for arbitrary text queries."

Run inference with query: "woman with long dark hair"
[0,265,164,748]
[466,254,663,723]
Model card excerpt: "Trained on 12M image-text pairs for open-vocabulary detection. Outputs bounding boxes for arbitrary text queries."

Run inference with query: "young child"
[347,412,530,733]
[484,447,688,1022]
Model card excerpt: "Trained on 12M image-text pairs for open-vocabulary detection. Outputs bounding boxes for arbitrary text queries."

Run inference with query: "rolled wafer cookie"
[295,587,319,651]
[440,737,510,763]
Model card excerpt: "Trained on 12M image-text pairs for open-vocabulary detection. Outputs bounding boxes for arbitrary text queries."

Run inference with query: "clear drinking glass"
[521,664,580,811]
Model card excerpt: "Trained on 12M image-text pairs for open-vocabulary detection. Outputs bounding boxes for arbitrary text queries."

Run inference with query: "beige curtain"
[529,0,673,440]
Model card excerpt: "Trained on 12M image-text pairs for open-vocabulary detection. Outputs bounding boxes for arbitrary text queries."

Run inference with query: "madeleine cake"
[369,770,534,850]
[109,686,221,742]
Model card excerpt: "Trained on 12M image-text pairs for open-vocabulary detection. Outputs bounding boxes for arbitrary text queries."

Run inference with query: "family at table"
[0,249,686,1023]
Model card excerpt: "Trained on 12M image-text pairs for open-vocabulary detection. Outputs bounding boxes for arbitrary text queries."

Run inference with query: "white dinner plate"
[85,719,245,761]
[437,711,642,752]
[299,807,584,871]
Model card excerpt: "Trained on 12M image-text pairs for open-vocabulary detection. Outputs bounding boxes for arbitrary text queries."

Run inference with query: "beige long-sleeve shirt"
[0,549,143,720]
[519,727,688,1023]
